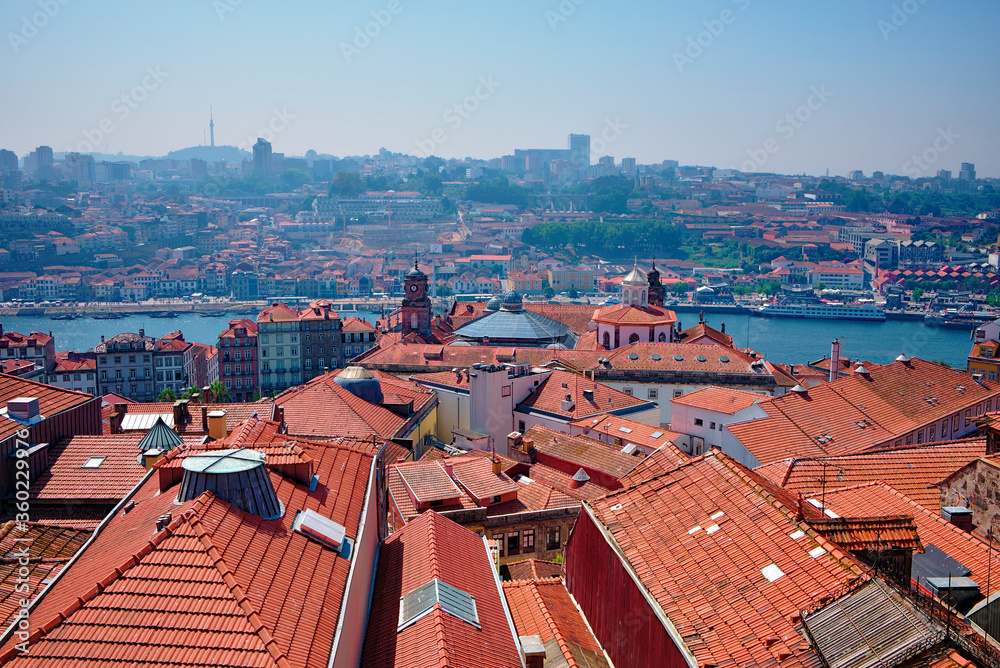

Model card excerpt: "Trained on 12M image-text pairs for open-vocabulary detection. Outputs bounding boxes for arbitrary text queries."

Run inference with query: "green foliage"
[207,380,230,403]
[279,168,312,191]
[329,172,364,197]
[523,219,684,259]
[671,282,689,294]
[436,282,453,296]
[441,196,457,215]
[157,387,177,402]
[464,178,535,207]
[543,286,555,298]
[568,287,579,298]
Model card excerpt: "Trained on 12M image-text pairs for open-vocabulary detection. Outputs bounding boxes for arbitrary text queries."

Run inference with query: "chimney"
[139,328,144,338]
[172,400,184,428]
[201,405,208,430]
[142,448,164,470]
[520,636,545,668]
[207,410,227,440]
[275,405,284,426]
[492,457,502,475]
[941,506,973,532]
[830,340,840,382]
[442,457,454,478]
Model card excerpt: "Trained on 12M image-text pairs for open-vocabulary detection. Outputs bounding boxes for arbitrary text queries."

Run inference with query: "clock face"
[409,284,418,292]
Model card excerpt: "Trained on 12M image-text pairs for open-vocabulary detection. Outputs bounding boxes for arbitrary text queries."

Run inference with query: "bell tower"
[402,257,431,337]
[647,261,665,307]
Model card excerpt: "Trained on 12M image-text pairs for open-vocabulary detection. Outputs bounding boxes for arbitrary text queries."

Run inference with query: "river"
[0,310,976,370]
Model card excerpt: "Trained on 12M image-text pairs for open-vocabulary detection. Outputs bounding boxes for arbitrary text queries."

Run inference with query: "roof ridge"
[526,578,580,668]
[186,504,292,668]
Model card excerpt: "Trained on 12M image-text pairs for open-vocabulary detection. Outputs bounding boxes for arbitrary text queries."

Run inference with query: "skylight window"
[398,579,480,631]
[82,456,105,468]
[618,427,632,433]
[710,511,725,520]
[809,546,827,558]
[790,530,805,540]
[761,563,785,582]
[650,431,663,439]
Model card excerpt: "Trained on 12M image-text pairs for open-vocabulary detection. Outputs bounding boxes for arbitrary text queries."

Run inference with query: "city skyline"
[1,0,998,177]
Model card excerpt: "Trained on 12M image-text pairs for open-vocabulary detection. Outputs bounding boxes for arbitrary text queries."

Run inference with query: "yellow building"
[968,339,1000,382]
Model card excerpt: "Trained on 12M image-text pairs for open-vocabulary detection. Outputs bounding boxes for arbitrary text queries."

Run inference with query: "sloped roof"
[504,559,565,581]
[0,374,95,443]
[29,433,204,502]
[821,482,999,598]
[591,303,677,326]
[517,370,653,420]
[754,438,986,512]
[0,523,91,632]
[449,455,520,501]
[586,450,866,668]
[503,577,611,668]
[570,412,685,459]
[1,421,378,667]
[525,424,644,481]
[454,307,571,343]
[361,511,522,668]
[728,358,1000,465]
[670,385,766,414]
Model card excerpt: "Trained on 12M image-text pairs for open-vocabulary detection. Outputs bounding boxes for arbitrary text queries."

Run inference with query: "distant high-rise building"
[25,145,53,181]
[190,158,208,179]
[598,156,615,167]
[568,133,590,168]
[936,169,952,180]
[621,157,637,176]
[959,162,976,181]
[252,138,272,180]
[0,149,17,174]
[848,170,864,181]
[63,153,95,186]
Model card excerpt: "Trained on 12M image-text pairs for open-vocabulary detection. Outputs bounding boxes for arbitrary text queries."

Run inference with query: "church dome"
[334,366,383,404]
[406,260,426,279]
[500,290,524,311]
[485,294,503,312]
[622,263,649,287]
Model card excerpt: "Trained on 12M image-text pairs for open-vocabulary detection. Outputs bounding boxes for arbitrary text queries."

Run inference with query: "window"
[82,456,105,468]
[648,389,657,400]
[518,420,526,433]
[277,348,283,356]
[658,332,667,342]
[129,369,136,379]
[492,494,502,504]
[991,372,997,381]
[673,389,683,398]
[905,434,913,445]
[62,374,69,382]
[276,334,283,343]
[114,356,121,364]
[144,355,150,362]
[929,425,936,441]
[694,418,703,426]
[917,431,924,444]
[234,351,241,361]
[495,533,505,557]
[101,371,107,380]
[305,346,312,355]
[546,527,561,551]
[965,409,972,426]
[507,532,520,556]
[602,332,610,349]
[710,422,716,430]
[305,333,311,342]
[623,388,633,396]
[129,355,136,363]
[157,372,164,381]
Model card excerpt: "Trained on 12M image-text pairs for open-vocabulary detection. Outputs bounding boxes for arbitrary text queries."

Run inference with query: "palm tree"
[157,387,177,403]
[207,380,230,403]
[181,386,202,401]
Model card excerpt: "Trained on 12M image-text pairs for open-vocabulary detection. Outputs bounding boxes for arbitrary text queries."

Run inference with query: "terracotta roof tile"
[586,451,866,668]
[755,438,986,512]
[729,358,1000,465]
[570,412,686,459]
[449,456,520,502]
[503,577,611,668]
[504,559,564,581]
[395,461,464,505]
[0,374,96,443]
[361,511,522,668]
[1,419,377,668]
[517,370,654,421]
[525,424,643,484]
[670,385,767,414]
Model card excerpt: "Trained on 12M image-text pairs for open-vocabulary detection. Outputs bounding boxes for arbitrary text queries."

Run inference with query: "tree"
[206,380,230,403]
[436,282,453,296]
[280,169,312,191]
[329,172,364,197]
[158,387,177,402]
[671,282,689,294]
[181,386,202,401]
[568,287,579,299]
[543,286,556,298]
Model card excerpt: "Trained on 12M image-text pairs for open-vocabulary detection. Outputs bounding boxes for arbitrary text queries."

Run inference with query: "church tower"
[647,261,665,307]
[621,261,649,307]
[401,259,432,337]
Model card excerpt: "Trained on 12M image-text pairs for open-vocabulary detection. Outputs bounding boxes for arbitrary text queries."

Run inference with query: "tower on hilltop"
[209,107,215,147]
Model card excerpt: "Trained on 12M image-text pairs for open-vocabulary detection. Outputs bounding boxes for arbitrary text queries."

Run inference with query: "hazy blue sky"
[2,0,998,177]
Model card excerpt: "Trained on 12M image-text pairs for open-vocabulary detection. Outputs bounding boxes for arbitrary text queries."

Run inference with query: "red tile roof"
[1,419,378,667]
[361,511,522,668]
[728,358,1000,465]
[592,303,677,326]
[821,482,999,597]
[256,302,299,322]
[387,462,478,522]
[670,385,766,414]
[586,450,865,668]
[449,455,520,502]
[504,559,565,581]
[755,438,986,512]
[274,370,431,440]
[517,370,653,420]
[570,412,686,460]
[0,522,91,632]
[525,424,644,483]
[676,322,734,348]
[395,460,464,504]
[341,316,375,332]
[503,577,611,668]
[0,374,96,443]
[29,433,203,502]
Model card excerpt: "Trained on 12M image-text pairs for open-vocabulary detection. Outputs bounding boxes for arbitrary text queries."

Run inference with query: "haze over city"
[3,0,999,176]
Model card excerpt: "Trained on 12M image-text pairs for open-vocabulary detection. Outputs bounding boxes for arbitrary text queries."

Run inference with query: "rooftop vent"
[138,416,183,452]
[896,354,911,363]
[790,384,809,394]
[569,468,590,489]
[854,365,870,376]
[651,354,662,361]
[6,397,40,422]
[719,356,730,363]
[178,448,282,519]
[398,578,480,631]
[334,366,383,404]
[673,354,684,361]
[293,508,348,552]
[582,388,594,401]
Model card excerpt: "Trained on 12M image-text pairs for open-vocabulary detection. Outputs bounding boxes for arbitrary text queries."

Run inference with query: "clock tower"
[401,259,432,337]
